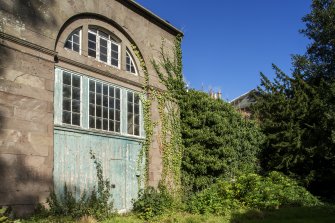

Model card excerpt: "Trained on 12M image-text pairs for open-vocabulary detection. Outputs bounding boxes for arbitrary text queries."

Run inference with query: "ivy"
[132,35,185,197]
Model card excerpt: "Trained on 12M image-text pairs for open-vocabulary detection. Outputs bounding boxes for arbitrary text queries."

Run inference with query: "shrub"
[188,171,321,215]
[132,185,174,220]
[44,151,113,220]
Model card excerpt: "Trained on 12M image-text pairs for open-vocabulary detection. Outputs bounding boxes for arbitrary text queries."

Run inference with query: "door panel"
[54,129,142,211]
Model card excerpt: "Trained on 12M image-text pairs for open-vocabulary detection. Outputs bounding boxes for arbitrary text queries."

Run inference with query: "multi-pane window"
[65,29,81,53]
[126,50,137,74]
[62,72,81,126]
[89,80,121,132]
[88,28,120,68]
[127,92,140,136]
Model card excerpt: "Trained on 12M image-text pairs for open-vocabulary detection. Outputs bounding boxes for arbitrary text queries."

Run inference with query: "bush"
[188,171,321,215]
[44,151,113,220]
[132,185,174,220]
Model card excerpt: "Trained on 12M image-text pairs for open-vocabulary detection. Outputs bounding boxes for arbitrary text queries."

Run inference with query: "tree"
[253,0,335,199]
[181,90,264,195]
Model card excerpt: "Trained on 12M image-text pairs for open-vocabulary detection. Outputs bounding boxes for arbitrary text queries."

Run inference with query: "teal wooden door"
[54,129,142,211]
[53,68,144,212]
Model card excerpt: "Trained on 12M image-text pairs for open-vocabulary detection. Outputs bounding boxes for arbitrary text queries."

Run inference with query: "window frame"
[126,90,141,136]
[88,28,121,69]
[64,28,82,54]
[61,71,82,127]
[126,50,138,75]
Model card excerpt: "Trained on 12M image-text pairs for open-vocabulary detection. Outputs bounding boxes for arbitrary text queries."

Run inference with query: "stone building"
[0,0,182,215]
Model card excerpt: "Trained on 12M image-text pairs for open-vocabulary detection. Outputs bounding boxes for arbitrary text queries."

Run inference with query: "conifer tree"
[253,0,335,199]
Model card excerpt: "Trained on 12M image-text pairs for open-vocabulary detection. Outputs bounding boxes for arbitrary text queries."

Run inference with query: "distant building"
[230,90,256,117]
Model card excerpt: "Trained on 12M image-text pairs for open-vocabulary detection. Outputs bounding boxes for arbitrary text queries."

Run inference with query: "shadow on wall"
[1,0,56,28]
[0,156,52,217]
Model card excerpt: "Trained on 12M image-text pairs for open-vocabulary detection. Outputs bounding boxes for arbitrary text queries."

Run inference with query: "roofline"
[229,89,255,103]
[118,0,184,36]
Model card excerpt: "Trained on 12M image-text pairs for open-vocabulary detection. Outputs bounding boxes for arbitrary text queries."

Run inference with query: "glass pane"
[111,51,118,59]
[115,110,120,121]
[89,80,95,92]
[109,86,114,97]
[96,118,102,129]
[96,93,102,105]
[111,58,118,67]
[128,124,133,135]
[128,102,133,112]
[126,55,130,64]
[96,83,102,93]
[99,30,108,38]
[88,41,96,50]
[115,99,120,110]
[100,54,107,62]
[115,121,120,132]
[100,39,107,49]
[96,106,102,118]
[134,115,140,125]
[72,87,80,100]
[65,40,72,49]
[109,98,114,109]
[88,49,96,57]
[63,111,71,124]
[115,88,120,99]
[89,103,95,116]
[134,125,140,136]
[103,107,108,119]
[103,96,108,107]
[63,85,71,98]
[72,100,80,113]
[126,64,130,72]
[89,92,95,104]
[73,34,79,44]
[73,75,80,87]
[89,116,95,128]
[109,120,114,132]
[134,104,140,114]
[134,94,140,104]
[131,66,135,74]
[73,43,79,52]
[88,32,96,42]
[63,98,71,111]
[109,109,114,120]
[103,119,108,131]
[63,72,71,85]
[72,113,80,126]
[89,28,97,34]
[112,44,118,52]
[127,92,133,102]
[103,85,108,95]
[128,113,133,125]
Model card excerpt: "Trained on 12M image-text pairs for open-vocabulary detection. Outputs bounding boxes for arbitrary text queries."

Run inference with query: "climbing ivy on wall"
[132,35,185,196]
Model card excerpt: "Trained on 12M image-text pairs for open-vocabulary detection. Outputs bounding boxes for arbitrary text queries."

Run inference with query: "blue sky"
[136,0,312,101]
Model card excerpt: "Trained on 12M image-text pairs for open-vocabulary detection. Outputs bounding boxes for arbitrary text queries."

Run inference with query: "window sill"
[54,124,145,142]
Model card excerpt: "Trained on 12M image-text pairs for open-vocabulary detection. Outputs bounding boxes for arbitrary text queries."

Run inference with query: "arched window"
[126,49,138,75]
[88,28,120,69]
[64,28,82,53]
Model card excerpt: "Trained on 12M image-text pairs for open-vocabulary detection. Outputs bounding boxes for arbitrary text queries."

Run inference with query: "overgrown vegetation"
[181,90,264,195]
[40,151,113,221]
[132,185,174,220]
[188,172,321,215]
[252,0,335,200]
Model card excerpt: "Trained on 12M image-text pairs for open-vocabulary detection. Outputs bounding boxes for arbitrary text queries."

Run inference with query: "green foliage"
[45,151,113,220]
[181,89,264,194]
[132,186,174,220]
[0,207,12,223]
[151,35,185,195]
[252,0,335,199]
[188,172,321,215]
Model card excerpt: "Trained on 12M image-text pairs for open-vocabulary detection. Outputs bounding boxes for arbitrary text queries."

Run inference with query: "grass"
[20,206,335,223]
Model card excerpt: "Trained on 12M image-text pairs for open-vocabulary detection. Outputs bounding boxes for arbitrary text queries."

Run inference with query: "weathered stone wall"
[0,0,180,215]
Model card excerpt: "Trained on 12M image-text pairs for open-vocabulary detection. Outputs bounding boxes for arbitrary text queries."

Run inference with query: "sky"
[135,0,312,101]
